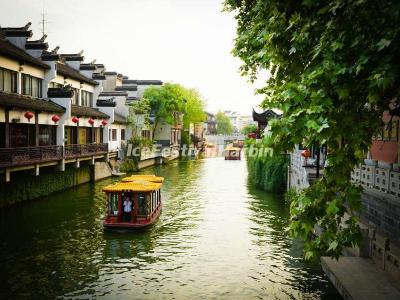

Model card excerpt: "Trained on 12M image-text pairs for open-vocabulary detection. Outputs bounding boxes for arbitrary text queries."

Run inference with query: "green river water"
[0,158,340,299]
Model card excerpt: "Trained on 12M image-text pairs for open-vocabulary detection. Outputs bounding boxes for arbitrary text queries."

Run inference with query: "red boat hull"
[103,205,162,230]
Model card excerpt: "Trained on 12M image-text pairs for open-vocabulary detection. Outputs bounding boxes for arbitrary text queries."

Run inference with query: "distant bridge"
[205,134,245,146]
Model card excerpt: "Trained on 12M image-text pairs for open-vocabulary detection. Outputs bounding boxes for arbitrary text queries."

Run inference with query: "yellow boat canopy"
[225,146,241,151]
[103,180,163,193]
[121,174,164,183]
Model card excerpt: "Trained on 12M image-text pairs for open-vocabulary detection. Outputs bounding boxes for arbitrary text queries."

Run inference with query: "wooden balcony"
[0,145,63,168]
[64,143,108,158]
[0,143,108,168]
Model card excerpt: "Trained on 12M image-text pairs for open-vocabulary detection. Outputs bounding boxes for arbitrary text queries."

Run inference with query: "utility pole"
[39,11,47,36]
[39,1,49,37]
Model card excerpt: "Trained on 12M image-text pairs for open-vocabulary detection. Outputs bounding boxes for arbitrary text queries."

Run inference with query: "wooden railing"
[0,143,108,168]
[0,145,63,168]
[64,143,108,158]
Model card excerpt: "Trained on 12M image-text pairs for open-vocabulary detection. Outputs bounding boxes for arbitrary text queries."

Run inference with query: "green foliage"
[128,136,154,148]
[247,153,288,194]
[246,139,288,193]
[141,83,206,137]
[144,83,186,125]
[241,124,257,135]
[129,97,150,115]
[119,159,138,173]
[225,0,400,259]
[181,131,191,146]
[215,111,233,134]
[182,88,207,128]
[120,137,154,172]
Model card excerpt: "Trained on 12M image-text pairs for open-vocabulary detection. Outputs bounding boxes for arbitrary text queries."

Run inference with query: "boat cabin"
[102,175,164,229]
[225,146,241,160]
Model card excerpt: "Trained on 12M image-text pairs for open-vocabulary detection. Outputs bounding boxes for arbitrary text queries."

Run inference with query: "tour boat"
[102,175,164,230]
[224,146,241,160]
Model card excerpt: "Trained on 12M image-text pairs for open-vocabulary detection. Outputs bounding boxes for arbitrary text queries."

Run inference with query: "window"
[65,126,77,145]
[22,73,42,97]
[121,129,125,141]
[78,127,87,145]
[378,121,400,142]
[142,129,150,139]
[72,88,79,105]
[49,82,63,88]
[137,193,146,216]
[0,123,4,148]
[112,129,117,141]
[0,67,18,93]
[39,125,56,146]
[108,193,119,216]
[10,124,35,147]
[81,90,93,107]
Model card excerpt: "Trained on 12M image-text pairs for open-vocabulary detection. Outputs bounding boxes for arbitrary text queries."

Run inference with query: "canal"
[0,158,340,299]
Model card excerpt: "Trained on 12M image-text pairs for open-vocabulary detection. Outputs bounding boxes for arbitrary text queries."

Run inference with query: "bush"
[119,158,138,172]
[246,149,288,194]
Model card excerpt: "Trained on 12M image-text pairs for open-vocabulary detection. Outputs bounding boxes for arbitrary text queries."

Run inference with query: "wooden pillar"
[118,192,122,222]
[76,121,79,145]
[35,111,39,146]
[92,125,94,143]
[134,193,138,220]
[5,108,10,148]
[316,145,320,178]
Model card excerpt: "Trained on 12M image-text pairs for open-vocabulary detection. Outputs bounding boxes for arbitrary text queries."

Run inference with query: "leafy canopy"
[142,83,206,128]
[225,0,400,259]
[215,111,233,134]
[241,124,258,135]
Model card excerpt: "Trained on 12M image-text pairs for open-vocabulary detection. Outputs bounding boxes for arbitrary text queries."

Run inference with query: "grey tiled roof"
[71,105,109,118]
[0,91,65,113]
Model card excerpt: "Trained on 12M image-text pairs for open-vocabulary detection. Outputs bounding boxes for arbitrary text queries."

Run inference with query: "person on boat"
[123,197,132,222]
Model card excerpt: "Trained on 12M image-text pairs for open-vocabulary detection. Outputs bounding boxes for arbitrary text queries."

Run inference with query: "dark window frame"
[0,67,18,93]
[22,73,42,97]
[81,90,93,107]
[112,129,117,141]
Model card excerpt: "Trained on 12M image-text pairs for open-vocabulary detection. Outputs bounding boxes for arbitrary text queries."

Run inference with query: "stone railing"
[351,159,400,198]
[289,150,310,190]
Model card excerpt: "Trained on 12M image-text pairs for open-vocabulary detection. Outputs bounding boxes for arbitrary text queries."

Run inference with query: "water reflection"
[0,158,340,299]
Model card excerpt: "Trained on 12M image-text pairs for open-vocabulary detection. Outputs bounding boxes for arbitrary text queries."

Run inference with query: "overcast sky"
[0,0,265,114]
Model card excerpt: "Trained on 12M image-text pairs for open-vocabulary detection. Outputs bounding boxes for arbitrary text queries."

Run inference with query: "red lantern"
[72,116,79,124]
[101,119,108,126]
[88,118,94,125]
[301,149,311,158]
[52,115,60,123]
[24,111,34,122]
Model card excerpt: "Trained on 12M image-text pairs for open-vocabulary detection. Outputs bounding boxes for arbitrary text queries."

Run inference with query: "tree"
[127,97,151,137]
[215,111,233,134]
[143,83,186,139]
[241,124,257,135]
[182,88,207,128]
[139,82,207,140]
[225,0,400,259]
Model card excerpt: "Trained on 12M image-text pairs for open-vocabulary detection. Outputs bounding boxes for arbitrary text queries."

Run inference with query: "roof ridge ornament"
[39,34,47,42]
[51,46,59,54]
